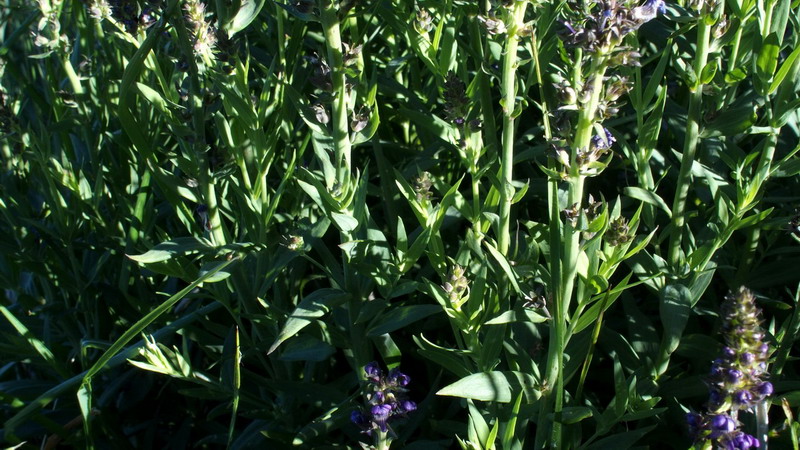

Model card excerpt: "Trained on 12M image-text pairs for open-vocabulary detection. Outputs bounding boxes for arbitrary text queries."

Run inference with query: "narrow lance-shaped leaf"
[268,289,351,354]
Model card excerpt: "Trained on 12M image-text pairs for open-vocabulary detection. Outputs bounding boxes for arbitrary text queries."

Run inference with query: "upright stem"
[561,62,606,323]
[668,19,711,267]
[320,2,352,182]
[498,2,528,255]
[539,55,607,450]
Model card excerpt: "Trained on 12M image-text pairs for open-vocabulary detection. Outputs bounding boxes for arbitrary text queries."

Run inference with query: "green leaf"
[657,284,692,374]
[436,371,541,403]
[198,260,233,283]
[483,240,522,294]
[330,212,359,233]
[4,302,223,442]
[468,402,491,448]
[638,86,667,152]
[484,309,548,325]
[366,305,441,336]
[769,45,800,94]
[128,237,214,264]
[80,259,236,397]
[268,289,351,354]
[226,0,266,36]
[700,61,717,84]
[278,335,336,362]
[0,306,69,378]
[413,334,471,378]
[624,187,671,217]
[613,356,628,416]
[558,406,593,425]
[724,67,748,84]
[136,82,170,116]
[756,32,780,85]
[586,426,656,449]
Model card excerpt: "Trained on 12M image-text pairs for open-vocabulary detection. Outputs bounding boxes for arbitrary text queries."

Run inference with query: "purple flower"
[351,410,368,427]
[354,362,416,435]
[755,382,773,396]
[726,369,743,383]
[740,352,755,365]
[364,361,381,381]
[591,128,616,150]
[400,400,417,412]
[388,368,410,387]
[560,20,577,36]
[724,432,760,449]
[710,414,736,437]
[734,390,752,405]
[632,0,666,22]
[371,404,393,431]
[708,389,723,406]
[686,412,703,437]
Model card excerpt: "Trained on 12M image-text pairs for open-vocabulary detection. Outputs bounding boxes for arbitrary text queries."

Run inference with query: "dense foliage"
[1,0,799,448]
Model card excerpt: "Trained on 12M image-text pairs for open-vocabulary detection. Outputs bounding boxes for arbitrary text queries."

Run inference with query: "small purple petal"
[388,368,410,386]
[364,362,381,380]
[709,388,724,406]
[370,404,392,432]
[734,390,752,405]
[711,414,735,433]
[401,400,417,412]
[351,410,368,426]
[756,382,773,396]
[727,369,743,383]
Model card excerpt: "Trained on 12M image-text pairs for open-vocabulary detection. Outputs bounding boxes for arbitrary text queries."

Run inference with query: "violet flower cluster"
[561,0,667,56]
[351,362,417,435]
[687,287,773,450]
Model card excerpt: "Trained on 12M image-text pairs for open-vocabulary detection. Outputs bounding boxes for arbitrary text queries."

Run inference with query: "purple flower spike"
[688,288,772,448]
[353,362,416,435]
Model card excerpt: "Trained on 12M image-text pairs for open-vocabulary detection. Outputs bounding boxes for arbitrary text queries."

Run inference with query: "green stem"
[561,61,606,321]
[375,430,392,450]
[62,57,84,94]
[498,1,528,255]
[668,18,711,267]
[538,54,608,450]
[320,2,352,182]
[575,290,610,401]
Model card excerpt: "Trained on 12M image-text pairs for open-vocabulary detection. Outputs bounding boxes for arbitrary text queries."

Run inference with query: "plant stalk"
[320,2,352,182]
[498,1,528,255]
[668,18,711,267]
